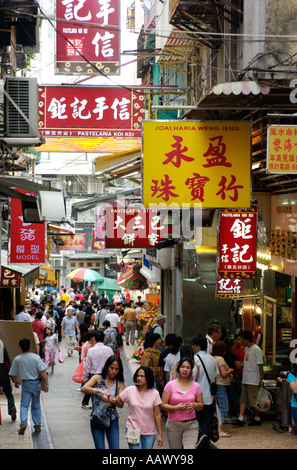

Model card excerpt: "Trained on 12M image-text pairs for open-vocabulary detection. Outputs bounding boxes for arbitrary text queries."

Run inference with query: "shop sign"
[267,125,297,173]
[218,208,257,278]
[9,195,45,264]
[105,207,169,248]
[39,86,144,138]
[142,121,251,208]
[0,268,19,288]
[57,234,86,250]
[92,230,105,250]
[55,0,120,75]
[216,278,242,298]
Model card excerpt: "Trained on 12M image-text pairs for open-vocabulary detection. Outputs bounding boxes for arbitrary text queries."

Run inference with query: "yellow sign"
[267,125,297,173]
[142,121,251,208]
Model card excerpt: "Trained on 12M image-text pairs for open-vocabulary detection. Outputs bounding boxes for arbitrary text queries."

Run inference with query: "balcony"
[169,0,243,49]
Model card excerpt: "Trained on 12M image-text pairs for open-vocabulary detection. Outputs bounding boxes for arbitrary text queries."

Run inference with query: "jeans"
[20,380,41,427]
[291,407,297,427]
[216,385,229,422]
[91,418,119,449]
[0,377,15,414]
[126,429,156,449]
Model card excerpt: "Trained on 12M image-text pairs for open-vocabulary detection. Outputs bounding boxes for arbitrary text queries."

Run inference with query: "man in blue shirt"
[9,338,49,435]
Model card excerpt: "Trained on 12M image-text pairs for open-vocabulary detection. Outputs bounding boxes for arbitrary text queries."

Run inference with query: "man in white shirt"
[105,304,120,329]
[205,323,222,354]
[14,305,33,322]
[233,330,263,427]
[192,335,219,448]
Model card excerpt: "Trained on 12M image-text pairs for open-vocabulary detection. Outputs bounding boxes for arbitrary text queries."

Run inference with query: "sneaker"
[196,434,208,449]
[248,419,262,426]
[18,424,27,435]
[223,417,233,424]
[81,404,90,409]
[34,425,41,432]
[232,419,245,426]
[10,407,17,421]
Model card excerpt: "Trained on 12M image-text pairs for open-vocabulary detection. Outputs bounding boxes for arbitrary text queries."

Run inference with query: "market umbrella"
[67,268,104,283]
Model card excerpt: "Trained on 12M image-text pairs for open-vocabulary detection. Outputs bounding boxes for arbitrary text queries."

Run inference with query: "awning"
[184,80,271,120]
[94,149,142,182]
[1,251,40,277]
[39,265,56,283]
[156,29,198,70]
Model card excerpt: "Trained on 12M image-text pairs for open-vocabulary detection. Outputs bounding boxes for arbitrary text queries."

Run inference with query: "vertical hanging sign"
[9,195,45,264]
[218,208,257,279]
[56,0,120,75]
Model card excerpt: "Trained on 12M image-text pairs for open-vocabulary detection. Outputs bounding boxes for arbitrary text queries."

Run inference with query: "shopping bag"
[256,386,272,412]
[58,351,64,363]
[72,360,85,383]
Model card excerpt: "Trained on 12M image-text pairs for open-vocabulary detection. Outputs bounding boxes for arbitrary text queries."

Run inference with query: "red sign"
[218,209,257,278]
[216,278,242,298]
[92,231,105,250]
[57,234,86,251]
[10,196,45,264]
[38,86,144,138]
[105,207,170,248]
[56,0,120,75]
[0,267,19,288]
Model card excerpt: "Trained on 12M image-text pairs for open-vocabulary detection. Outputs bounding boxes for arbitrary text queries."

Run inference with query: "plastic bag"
[256,386,272,412]
[58,351,64,363]
[72,360,85,383]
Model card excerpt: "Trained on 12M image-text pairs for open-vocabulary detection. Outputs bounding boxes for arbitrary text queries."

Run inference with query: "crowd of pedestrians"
[1,285,297,450]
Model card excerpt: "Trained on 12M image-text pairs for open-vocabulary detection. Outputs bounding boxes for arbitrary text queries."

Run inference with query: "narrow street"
[1,339,297,451]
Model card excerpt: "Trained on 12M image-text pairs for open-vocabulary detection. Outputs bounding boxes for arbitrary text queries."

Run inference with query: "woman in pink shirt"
[110,366,163,449]
[162,357,204,449]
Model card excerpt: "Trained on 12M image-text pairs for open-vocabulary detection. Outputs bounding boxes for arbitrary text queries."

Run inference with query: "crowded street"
[1,333,297,451]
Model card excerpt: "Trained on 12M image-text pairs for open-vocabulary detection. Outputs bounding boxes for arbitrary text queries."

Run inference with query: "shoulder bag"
[91,378,118,430]
[196,354,218,396]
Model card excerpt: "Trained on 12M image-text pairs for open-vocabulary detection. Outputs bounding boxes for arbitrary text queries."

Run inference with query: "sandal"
[219,432,231,437]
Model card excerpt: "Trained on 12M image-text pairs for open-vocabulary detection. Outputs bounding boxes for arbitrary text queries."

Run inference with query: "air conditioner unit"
[4,77,38,138]
[145,247,175,269]
[52,258,66,269]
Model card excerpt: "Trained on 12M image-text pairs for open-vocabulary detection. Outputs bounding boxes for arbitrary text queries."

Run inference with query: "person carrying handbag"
[81,356,125,449]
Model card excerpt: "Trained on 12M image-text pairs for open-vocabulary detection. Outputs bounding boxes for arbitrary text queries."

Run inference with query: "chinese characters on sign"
[142,121,251,208]
[38,86,144,138]
[0,268,19,288]
[267,125,297,173]
[105,208,170,248]
[10,195,45,264]
[56,234,86,250]
[56,0,120,75]
[218,209,257,278]
[216,278,242,298]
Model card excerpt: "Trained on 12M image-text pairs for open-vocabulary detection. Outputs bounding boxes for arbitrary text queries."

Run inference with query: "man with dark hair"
[9,338,48,435]
[192,335,219,448]
[83,330,113,384]
[233,330,264,427]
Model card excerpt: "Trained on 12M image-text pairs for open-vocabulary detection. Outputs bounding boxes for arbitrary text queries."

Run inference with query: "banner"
[55,0,120,75]
[57,234,86,250]
[105,207,169,248]
[267,125,297,173]
[142,121,251,208]
[218,208,257,278]
[216,278,242,298]
[39,86,144,138]
[10,195,45,264]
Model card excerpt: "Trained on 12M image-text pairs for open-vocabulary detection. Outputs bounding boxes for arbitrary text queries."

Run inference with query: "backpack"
[143,324,159,349]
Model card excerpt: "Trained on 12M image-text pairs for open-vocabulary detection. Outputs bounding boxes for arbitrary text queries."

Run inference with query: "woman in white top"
[164,336,183,383]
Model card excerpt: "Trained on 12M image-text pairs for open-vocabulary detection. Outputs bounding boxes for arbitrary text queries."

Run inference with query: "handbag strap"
[196,353,212,385]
